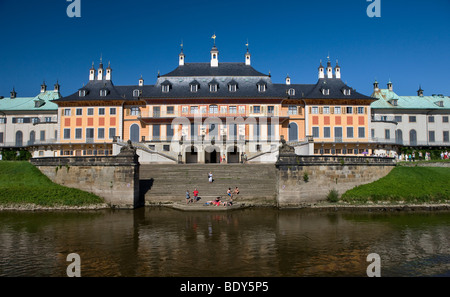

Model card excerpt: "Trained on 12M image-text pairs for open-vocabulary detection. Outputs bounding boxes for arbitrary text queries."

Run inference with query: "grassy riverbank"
[341,166,450,203]
[0,161,105,207]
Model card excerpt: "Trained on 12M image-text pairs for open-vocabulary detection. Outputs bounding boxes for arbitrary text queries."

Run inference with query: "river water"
[0,207,449,277]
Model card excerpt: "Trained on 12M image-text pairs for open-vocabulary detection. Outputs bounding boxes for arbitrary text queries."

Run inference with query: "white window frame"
[98,128,105,139]
[130,107,140,116]
[209,105,218,114]
[63,128,71,140]
[288,105,297,115]
[75,128,82,140]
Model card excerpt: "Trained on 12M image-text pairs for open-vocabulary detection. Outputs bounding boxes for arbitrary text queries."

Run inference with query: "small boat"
[166,201,249,212]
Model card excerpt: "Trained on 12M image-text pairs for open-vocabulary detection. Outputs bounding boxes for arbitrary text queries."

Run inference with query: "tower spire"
[179,40,185,66]
[245,39,251,66]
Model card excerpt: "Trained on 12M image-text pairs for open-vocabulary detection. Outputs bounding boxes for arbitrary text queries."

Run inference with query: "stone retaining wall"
[276,154,396,208]
[30,143,141,209]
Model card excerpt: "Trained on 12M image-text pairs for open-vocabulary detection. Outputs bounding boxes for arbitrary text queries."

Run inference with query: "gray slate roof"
[161,63,269,77]
[56,63,373,103]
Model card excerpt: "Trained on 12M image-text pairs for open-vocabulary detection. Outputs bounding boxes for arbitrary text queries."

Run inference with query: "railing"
[371,115,399,123]
[0,139,58,148]
[369,138,450,146]
[138,110,292,119]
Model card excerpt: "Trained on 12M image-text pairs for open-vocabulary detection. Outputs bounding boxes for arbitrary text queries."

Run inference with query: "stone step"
[140,164,277,204]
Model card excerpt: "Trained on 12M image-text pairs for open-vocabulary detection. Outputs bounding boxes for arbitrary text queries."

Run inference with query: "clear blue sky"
[0,0,449,97]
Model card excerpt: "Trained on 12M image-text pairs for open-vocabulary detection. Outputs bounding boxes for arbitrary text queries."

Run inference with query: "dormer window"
[343,88,351,96]
[100,89,108,97]
[208,79,219,93]
[79,90,86,97]
[256,80,267,93]
[229,85,236,92]
[133,89,141,97]
[287,88,295,96]
[162,85,170,93]
[389,99,398,106]
[34,100,45,108]
[189,80,200,93]
[161,80,172,93]
[321,88,330,95]
[435,100,444,107]
[228,80,238,93]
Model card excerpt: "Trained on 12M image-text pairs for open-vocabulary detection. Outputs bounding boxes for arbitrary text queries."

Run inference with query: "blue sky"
[0,0,449,97]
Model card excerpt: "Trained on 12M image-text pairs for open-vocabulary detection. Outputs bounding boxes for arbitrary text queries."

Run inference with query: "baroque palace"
[1,42,448,163]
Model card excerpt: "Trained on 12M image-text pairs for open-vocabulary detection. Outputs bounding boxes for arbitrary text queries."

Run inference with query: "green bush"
[1,150,31,161]
[327,189,339,203]
[303,172,309,182]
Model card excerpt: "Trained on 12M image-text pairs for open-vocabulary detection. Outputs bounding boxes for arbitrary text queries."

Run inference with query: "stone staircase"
[140,164,278,206]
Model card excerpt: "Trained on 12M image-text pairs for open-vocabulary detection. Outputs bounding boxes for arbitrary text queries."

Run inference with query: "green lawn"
[0,161,104,206]
[341,166,450,203]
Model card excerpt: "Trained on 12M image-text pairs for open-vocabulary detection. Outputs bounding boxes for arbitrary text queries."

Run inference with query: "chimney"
[285,75,291,85]
[139,75,144,87]
[105,61,112,81]
[54,81,60,92]
[326,60,333,79]
[179,49,185,66]
[41,81,47,93]
[387,80,393,91]
[10,88,17,99]
[97,59,104,80]
[417,86,424,97]
[334,60,341,79]
[89,62,96,81]
[210,46,219,68]
[373,80,379,91]
[318,61,325,79]
[245,49,251,66]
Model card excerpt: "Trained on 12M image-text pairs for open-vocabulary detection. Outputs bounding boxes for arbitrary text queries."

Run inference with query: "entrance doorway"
[205,146,220,163]
[185,146,198,163]
[227,146,240,163]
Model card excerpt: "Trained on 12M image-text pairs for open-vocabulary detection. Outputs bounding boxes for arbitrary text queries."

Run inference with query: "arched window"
[15,131,23,147]
[288,122,298,142]
[395,129,403,145]
[29,131,36,145]
[130,124,140,143]
[409,129,417,146]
